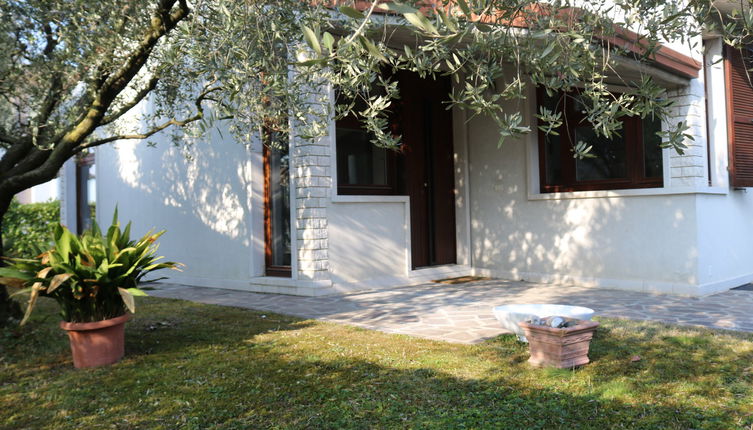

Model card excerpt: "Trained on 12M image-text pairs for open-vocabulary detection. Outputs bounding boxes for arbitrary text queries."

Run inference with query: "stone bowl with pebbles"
[492,304,595,342]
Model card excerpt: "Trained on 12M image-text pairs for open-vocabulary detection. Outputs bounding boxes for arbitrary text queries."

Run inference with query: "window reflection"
[265,137,291,274]
[574,127,627,181]
[336,128,389,186]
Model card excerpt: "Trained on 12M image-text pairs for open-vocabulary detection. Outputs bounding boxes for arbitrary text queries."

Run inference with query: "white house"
[94,17,753,297]
[14,179,59,204]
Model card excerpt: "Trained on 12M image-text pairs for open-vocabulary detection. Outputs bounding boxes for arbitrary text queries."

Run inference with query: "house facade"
[95,31,753,297]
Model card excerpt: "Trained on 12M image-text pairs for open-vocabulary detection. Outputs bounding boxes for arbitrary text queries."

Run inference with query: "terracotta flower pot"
[517,319,599,369]
[59,313,131,368]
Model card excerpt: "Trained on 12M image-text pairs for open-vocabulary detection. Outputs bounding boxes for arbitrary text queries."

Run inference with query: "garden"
[3,1,753,428]
[1,206,753,429]
[2,295,753,429]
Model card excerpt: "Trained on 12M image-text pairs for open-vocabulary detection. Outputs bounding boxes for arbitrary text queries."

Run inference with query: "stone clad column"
[292,133,332,283]
[666,78,709,188]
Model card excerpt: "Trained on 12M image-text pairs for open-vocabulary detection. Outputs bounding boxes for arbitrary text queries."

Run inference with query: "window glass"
[574,127,627,181]
[544,135,563,185]
[537,89,663,192]
[336,127,389,186]
[267,142,291,269]
[643,116,663,178]
[541,92,563,185]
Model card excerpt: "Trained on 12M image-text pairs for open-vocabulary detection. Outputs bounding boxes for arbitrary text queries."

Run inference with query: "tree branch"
[99,0,188,100]
[100,75,160,126]
[0,0,191,197]
[37,74,63,127]
[0,138,33,180]
[78,86,227,150]
[1,147,50,182]
[80,115,202,148]
[0,132,22,146]
[42,22,58,57]
[50,0,189,154]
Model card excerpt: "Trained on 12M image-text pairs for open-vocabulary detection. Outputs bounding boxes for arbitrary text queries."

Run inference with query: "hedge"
[2,200,60,258]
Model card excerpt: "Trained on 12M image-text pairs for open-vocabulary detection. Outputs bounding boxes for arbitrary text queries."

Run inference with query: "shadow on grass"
[2,298,753,429]
[0,296,315,379]
[123,297,316,358]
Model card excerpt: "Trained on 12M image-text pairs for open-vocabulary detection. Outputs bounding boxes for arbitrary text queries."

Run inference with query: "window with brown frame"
[263,129,292,277]
[335,114,397,195]
[538,90,664,193]
[335,85,399,195]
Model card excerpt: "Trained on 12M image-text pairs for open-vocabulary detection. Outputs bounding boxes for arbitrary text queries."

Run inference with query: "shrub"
[2,200,60,258]
[0,210,181,323]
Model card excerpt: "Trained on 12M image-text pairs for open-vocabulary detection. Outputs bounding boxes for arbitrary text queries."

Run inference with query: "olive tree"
[0,0,751,324]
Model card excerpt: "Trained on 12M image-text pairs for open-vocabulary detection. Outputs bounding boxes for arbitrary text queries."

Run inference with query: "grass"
[2,296,753,429]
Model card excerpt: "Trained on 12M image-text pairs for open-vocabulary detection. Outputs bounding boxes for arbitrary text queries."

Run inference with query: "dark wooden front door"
[396,71,457,269]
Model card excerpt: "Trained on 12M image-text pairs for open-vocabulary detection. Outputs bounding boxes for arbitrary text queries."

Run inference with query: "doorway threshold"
[408,264,472,283]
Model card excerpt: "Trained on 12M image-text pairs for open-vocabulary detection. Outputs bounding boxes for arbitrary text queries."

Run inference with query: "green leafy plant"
[1,199,60,258]
[0,210,180,324]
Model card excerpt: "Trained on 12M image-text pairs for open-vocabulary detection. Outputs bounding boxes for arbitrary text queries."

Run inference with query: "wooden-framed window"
[263,131,292,277]
[335,114,398,195]
[334,77,400,196]
[538,89,664,193]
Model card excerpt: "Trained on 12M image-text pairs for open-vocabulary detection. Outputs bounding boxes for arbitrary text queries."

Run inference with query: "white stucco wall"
[96,128,260,289]
[465,103,703,295]
[691,37,753,295]
[328,201,408,291]
[696,192,753,293]
[460,44,753,297]
[92,34,753,297]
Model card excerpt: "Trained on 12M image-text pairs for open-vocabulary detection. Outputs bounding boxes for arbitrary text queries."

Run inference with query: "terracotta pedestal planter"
[518,319,599,369]
[60,313,131,368]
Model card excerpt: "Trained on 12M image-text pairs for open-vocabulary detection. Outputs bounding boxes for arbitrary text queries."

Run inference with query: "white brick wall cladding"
[299,239,328,250]
[666,80,709,187]
[292,136,332,281]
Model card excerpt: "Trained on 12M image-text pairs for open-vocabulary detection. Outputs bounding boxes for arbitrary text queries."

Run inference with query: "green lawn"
[2,296,753,429]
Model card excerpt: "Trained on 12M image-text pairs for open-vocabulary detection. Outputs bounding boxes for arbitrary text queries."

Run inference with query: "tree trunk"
[0,195,23,326]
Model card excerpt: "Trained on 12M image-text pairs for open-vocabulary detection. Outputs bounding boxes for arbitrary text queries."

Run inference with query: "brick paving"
[148,279,753,344]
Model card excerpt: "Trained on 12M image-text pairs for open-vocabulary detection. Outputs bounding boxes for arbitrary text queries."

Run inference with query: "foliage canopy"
[1,199,59,258]
[2,0,752,168]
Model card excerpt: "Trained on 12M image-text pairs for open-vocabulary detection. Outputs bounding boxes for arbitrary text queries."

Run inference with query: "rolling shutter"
[726,45,753,187]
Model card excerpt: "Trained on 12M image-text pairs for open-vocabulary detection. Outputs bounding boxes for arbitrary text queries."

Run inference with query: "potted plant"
[0,210,180,368]
[517,317,599,369]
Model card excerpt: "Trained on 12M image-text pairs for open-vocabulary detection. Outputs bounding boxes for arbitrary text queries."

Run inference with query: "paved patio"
[148,279,753,344]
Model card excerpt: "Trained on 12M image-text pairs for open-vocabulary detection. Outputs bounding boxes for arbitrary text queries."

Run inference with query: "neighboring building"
[0,147,59,204]
[96,25,753,297]
[7,152,95,235]
[59,154,97,234]
[15,179,59,204]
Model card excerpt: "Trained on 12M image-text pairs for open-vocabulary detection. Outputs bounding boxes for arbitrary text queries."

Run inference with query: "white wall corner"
[60,158,78,234]
[451,93,472,267]
[704,37,730,189]
[249,131,266,278]
[525,84,541,197]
